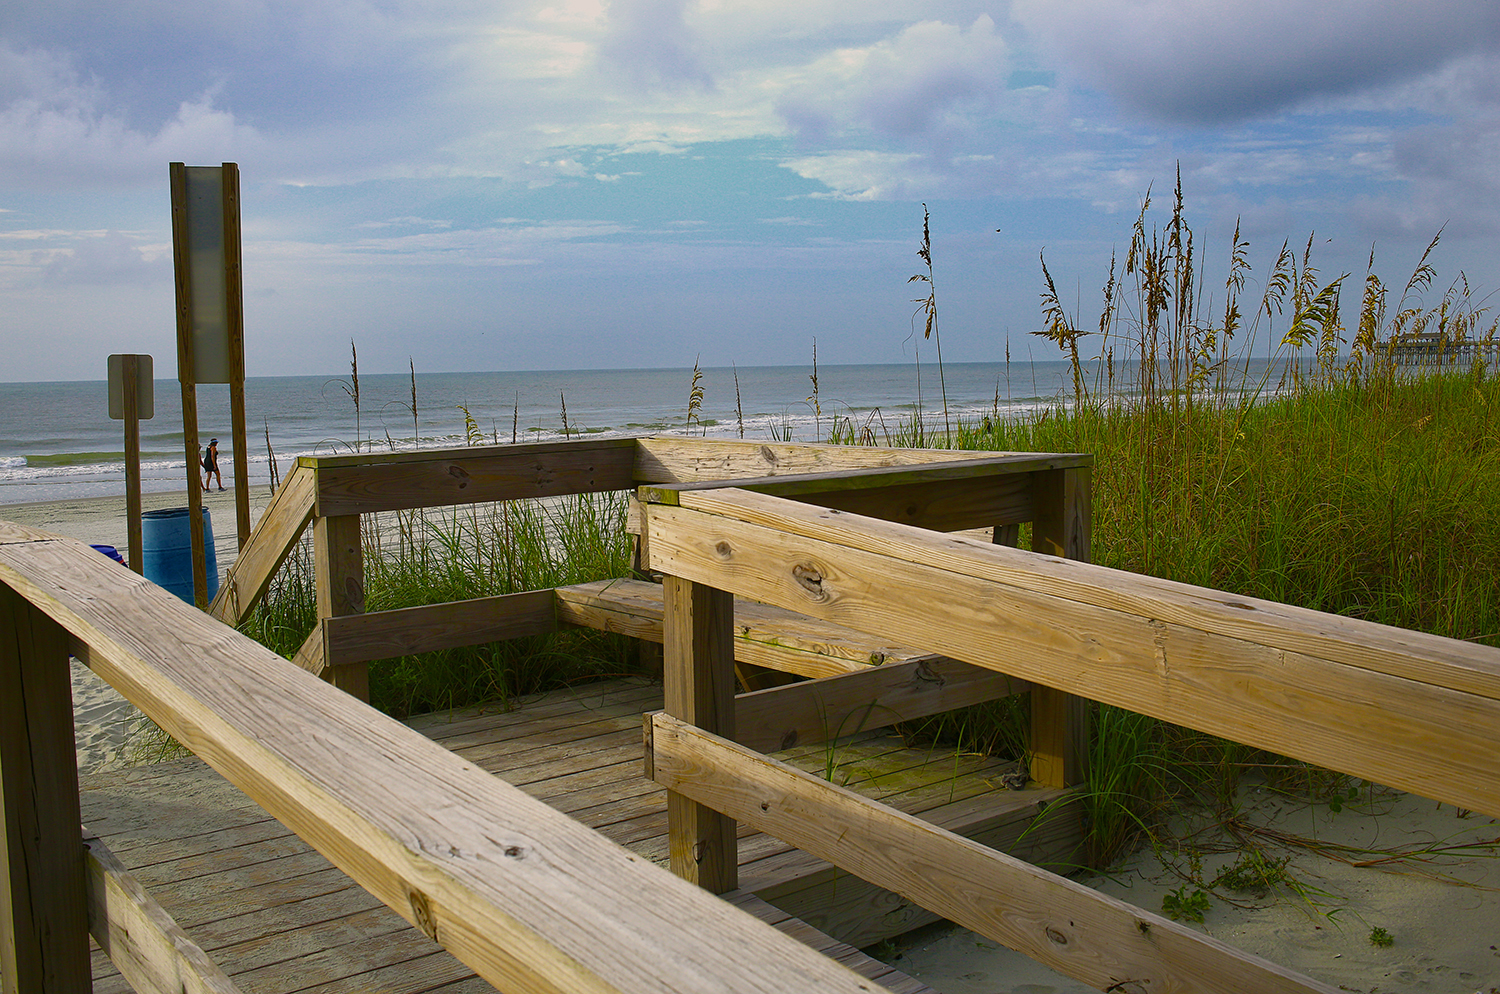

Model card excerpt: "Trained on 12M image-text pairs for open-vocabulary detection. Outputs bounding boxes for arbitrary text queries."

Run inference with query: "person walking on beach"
[203,437,224,491]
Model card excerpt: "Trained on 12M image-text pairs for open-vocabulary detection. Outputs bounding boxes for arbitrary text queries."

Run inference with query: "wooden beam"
[662,488,1500,701]
[323,589,558,667]
[0,584,90,993]
[0,532,896,994]
[642,462,1043,533]
[734,657,1027,753]
[661,575,737,894]
[786,473,1034,531]
[309,438,638,516]
[209,462,316,625]
[84,828,243,994]
[648,712,1340,994]
[223,162,251,552]
[634,436,1086,485]
[291,625,324,677]
[121,353,145,575]
[170,161,211,610]
[314,514,367,700]
[642,490,1500,819]
[555,578,940,677]
[1028,466,1091,789]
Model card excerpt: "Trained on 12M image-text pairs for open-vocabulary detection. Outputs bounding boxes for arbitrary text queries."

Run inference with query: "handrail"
[638,485,1500,994]
[640,486,1500,817]
[0,520,894,994]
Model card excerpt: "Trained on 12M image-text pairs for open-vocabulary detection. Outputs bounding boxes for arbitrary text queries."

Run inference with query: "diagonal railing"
[0,519,896,994]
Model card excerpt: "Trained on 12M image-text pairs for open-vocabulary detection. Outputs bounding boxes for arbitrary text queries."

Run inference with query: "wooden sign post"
[107,354,153,574]
[170,162,250,608]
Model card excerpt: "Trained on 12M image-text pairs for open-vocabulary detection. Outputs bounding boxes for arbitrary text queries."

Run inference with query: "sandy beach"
[1,486,273,574]
[4,493,1498,994]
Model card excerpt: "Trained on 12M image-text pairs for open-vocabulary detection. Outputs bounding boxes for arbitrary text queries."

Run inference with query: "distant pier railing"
[1385,333,1500,366]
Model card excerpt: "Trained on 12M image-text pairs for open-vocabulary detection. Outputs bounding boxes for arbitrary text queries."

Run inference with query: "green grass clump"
[239,491,638,719]
[849,178,1500,872]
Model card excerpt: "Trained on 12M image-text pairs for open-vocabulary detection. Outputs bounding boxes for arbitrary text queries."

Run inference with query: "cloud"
[781,150,930,200]
[0,44,264,188]
[42,230,169,285]
[596,0,714,90]
[1013,0,1500,124]
[774,16,1009,143]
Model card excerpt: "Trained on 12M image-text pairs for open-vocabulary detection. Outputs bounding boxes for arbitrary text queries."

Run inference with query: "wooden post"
[1028,466,1092,789]
[170,162,210,609]
[121,355,145,575]
[0,586,91,993]
[662,574,737,893]
[314,515,368,702]
[223,164,252,552]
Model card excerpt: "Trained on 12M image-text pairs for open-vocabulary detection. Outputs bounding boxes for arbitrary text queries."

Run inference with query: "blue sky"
[3,0,1499,381]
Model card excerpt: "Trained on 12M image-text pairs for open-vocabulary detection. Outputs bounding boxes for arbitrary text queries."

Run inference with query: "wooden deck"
[80,677,1079,993]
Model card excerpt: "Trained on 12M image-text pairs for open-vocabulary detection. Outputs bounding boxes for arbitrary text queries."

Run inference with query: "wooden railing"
[0,519,901,993]
[14,436,1488,993]
[635,485,1500,994]
[206,436,1093,783]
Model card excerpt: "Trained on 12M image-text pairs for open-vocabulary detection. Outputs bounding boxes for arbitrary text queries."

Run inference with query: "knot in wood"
[503,845,526,859]
[759,445,779,465]
[714,540,732,558]
[408,888,439,942]
[446,465,470,488]
[1044,926,1068,946]
[792,563,825,599]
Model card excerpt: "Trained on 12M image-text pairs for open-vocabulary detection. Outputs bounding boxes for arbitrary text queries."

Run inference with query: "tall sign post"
[107,354,153,574]
[170,162,250,608]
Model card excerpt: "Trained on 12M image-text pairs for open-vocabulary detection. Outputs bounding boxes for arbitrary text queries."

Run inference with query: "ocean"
[0,358,1272,506]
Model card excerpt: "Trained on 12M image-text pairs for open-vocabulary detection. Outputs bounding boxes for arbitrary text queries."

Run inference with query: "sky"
[3,0,1499,382]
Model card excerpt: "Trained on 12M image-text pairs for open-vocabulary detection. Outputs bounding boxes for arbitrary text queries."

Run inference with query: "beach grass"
[237,491,638,719]
[231,181,1499,880]
[854,181,1500,872]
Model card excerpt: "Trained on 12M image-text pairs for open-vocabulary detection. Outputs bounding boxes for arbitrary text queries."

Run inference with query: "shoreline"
[1,487,274,570]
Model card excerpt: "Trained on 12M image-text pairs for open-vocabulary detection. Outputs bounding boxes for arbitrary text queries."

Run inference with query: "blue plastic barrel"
[141,507,219,604]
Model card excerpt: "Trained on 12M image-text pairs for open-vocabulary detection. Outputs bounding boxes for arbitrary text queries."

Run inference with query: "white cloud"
[0,44,264,188]
[42,230,168,285]
[774,16,1009,143]
[781,150,929,201]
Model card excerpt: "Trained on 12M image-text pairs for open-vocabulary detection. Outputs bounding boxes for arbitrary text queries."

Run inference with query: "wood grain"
[1,583,91,993]
[310,439,638,516]
[634,436,1086,484]
[323,590,557,667]
[1029,466,1091,789]
[314,514,367,700]
[667,487,1500,700]
[0,530,897,994]
[650,713,1339,994]
[643,491,1500,818]
[84,828,244,994]
[555,578,941,677]
[733,658,1028,754]
[661,575,738,894]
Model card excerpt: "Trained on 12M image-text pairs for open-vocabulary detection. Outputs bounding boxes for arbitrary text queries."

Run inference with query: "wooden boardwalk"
[80,677,1077,993]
